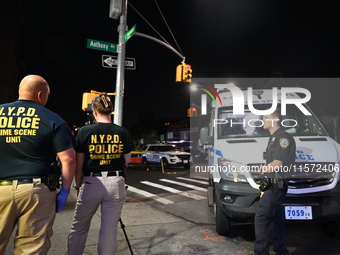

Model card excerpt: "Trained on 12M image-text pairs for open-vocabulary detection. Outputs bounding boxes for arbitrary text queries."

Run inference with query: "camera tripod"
[119,217,134,255]
[120,184,134,255]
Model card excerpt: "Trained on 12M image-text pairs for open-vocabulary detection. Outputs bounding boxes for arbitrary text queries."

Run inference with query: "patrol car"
[141,143,191,169]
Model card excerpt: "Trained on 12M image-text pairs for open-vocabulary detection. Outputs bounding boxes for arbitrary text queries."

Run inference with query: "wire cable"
[128,2,171,47]
[128,1,184,58]
[154,0,184,57]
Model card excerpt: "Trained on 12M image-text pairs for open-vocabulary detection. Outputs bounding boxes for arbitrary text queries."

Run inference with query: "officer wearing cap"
[254,109,296,255]
[67,92,134,255]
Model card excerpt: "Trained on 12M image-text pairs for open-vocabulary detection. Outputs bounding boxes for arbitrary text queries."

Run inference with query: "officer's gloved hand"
[56,187,70,212]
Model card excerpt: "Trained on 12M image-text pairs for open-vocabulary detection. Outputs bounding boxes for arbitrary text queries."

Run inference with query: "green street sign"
[87,39,117,53]
[124,24,136,43]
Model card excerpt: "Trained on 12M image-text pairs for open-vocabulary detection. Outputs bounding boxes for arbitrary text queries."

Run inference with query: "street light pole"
[113,0,127,126]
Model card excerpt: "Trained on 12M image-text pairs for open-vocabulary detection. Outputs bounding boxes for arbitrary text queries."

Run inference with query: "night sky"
[22,0,340,129]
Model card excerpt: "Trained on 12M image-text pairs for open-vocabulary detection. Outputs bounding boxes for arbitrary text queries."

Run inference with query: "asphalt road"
[125,163,340,255]
[5,163,340,254]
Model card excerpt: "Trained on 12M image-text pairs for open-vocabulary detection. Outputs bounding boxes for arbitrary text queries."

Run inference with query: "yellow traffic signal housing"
[187,107,197,117]
[176,64,184,82]
[182,64,192,83]
[187,108,191,117]
[82,90,116,111]
[176,63,193,83]
[82,92,97,111]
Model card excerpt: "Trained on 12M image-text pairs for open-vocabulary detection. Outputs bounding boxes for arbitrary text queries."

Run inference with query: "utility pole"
[113,0,127,125]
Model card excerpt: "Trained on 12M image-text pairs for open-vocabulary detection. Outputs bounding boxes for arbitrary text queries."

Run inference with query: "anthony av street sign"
[87,39,117,53]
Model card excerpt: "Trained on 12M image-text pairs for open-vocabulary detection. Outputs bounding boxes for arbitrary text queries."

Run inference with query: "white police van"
[200,87,340,236]
[142,143,191,169]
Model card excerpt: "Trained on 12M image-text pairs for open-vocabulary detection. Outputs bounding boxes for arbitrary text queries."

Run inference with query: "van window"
[169,142,190,152]
[217,104,327,139]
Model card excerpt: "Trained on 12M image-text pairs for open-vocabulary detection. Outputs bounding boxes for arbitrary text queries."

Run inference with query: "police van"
[200,87,340,236]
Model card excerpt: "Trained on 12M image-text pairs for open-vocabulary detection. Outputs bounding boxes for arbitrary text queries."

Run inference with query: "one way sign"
[102,55,136,70]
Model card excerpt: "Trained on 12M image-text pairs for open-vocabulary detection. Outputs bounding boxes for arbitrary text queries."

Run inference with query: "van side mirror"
[200,127,213,145]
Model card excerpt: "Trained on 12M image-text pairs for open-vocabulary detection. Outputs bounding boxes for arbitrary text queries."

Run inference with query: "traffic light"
[187,107,197,117]
[82,90,116,111]
[182,64,192,83]
[187,108,191,117]
[82,92,97,111]
[176,64,184,82]
[176,63,193,83]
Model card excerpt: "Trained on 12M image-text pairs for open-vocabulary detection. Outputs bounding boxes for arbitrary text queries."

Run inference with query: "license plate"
[285,206,312,220]
[183,160,188,163]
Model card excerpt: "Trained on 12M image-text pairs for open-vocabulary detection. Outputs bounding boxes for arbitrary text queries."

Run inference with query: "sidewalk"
[6,190,253,255]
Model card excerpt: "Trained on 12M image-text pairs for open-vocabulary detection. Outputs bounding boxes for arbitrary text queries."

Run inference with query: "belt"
[0,177,46,186]
[84,171,124,177]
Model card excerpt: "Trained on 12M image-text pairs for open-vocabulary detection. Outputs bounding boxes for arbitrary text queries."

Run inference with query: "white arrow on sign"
[102,55,136,70]
[103,56,118,67]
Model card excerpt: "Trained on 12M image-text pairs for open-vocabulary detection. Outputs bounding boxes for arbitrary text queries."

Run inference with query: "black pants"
[254,184,289,255]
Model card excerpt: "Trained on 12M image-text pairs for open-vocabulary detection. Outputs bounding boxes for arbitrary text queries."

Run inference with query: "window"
[217,104,327,139]
[158,145,178,152]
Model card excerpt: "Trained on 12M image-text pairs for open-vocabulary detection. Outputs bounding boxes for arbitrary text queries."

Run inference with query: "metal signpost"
[105,0,184,126]
[113,0,128,126]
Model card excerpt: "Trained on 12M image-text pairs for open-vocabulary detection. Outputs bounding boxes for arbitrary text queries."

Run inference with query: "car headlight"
[217,157,248,183]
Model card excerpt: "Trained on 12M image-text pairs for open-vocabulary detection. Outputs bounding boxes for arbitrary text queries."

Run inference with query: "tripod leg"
[119,218,134,255]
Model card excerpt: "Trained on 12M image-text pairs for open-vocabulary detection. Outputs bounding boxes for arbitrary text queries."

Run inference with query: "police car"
[142,143,191,169]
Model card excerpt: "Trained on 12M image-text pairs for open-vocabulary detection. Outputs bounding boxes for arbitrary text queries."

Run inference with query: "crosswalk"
[127,176,209,204]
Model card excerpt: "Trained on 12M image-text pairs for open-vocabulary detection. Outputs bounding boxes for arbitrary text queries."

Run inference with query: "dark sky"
[23,0,340,129]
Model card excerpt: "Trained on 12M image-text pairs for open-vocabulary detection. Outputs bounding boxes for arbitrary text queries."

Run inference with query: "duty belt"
[83,171,124,177]
[0,177,48,186]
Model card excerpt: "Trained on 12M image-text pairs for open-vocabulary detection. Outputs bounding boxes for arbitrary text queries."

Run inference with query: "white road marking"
[159,179,206,191]
[127,185,174,204]
[176,177,209,185]
[141,181,205,200]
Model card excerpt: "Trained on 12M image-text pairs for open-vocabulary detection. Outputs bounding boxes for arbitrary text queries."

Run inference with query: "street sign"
[87,39,117,53]
[102,55,136,70]
[124,24,136,43]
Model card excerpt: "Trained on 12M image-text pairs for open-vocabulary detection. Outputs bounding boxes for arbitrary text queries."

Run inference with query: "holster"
[44,161,61,191]
[259,178,272,191]
[275,173,285,189]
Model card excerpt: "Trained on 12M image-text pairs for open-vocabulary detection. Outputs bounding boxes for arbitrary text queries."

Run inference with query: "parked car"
[142,143,191,169]
[190,149,208,164]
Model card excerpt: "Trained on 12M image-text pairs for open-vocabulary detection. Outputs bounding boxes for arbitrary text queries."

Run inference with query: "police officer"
[0,75,76,254]
[254,109,296,255]
[67,92,134,255]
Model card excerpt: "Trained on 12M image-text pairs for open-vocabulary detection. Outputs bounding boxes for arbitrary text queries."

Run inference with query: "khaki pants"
[0,179,56,255]
[68,175,126,255]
